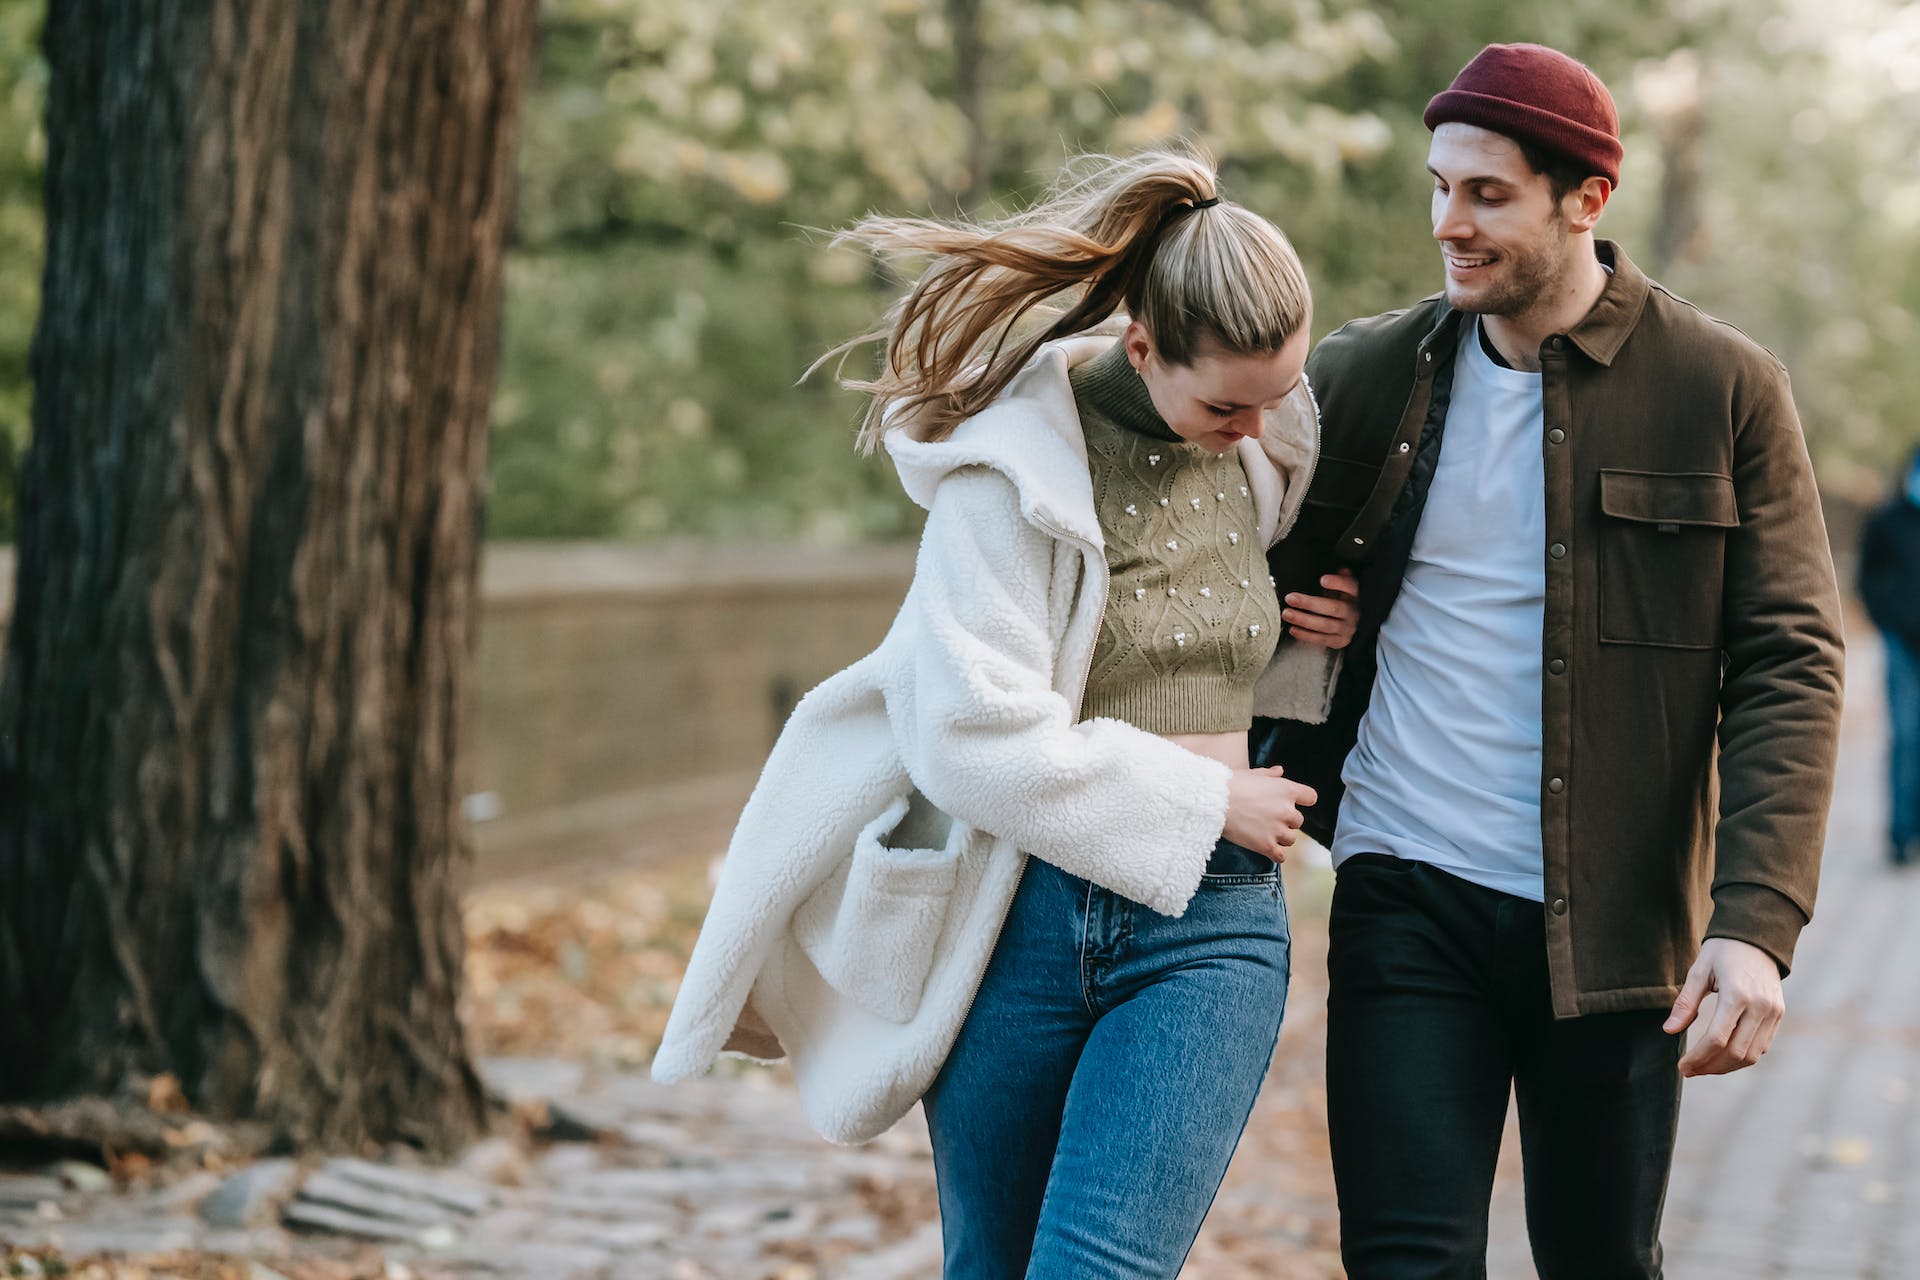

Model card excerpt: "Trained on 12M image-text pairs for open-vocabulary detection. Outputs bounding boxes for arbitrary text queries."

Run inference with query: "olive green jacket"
[1259,243,1845,1017]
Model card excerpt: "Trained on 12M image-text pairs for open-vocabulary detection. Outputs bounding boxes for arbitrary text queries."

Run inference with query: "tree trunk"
[0,0,537,1154]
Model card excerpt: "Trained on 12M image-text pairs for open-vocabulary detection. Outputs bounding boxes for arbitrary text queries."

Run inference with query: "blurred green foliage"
[1,0,1918,542]
[0,0,44,540]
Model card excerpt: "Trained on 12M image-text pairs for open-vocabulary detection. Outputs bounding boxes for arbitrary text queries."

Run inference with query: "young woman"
[653,147,1357,1277]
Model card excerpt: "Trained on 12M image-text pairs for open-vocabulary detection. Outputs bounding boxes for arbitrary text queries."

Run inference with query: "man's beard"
[1449,216,1570,316]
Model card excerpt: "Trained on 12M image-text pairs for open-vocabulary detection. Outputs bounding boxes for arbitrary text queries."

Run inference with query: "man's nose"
[1433,192,1472,241]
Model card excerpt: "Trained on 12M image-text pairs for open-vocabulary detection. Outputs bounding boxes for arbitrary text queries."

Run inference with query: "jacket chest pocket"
[1597,470,1737,650]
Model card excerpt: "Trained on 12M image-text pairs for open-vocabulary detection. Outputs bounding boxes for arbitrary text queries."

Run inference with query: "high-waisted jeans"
[922,840,1291,1278]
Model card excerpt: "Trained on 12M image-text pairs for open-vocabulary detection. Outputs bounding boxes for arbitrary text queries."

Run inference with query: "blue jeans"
[1889,633,1920,853]
[922,841,1291,1278]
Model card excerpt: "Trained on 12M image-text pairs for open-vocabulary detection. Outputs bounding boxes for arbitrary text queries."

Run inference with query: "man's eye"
[1205,405,1235,417]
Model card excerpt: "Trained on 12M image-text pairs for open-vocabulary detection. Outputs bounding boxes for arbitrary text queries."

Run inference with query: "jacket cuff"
[1705,881,1811,977]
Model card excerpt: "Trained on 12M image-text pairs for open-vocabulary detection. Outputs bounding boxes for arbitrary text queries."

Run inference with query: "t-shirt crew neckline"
[1469,316,1544,386]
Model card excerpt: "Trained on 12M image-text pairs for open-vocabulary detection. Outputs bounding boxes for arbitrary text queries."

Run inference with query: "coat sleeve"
[1706,361,1846,973]
[889,466,1231,917]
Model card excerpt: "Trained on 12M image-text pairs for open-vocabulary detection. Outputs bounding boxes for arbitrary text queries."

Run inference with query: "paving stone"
[202,1158,304,1228]
[477,1056,590,1104]
[0,1173,67,1208]
[283,1196,447,1245]
[834,1221,943,1280]
[433,1239,614,1276]
[323,1157,495,1216]
[45,1220,200,1252]
[53,1160,112,1194]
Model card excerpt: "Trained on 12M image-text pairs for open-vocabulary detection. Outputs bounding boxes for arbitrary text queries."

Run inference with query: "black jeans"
[1326,854,1682,1280]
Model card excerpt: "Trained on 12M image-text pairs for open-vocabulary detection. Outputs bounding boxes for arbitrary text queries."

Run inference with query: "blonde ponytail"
[823,145,1311,451]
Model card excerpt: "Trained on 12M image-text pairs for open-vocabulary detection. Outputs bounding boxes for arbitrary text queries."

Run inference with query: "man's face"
[1427,122,1575,316]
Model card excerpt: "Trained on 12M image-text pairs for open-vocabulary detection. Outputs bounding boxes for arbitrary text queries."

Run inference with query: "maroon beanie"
[1424,43,1622,189]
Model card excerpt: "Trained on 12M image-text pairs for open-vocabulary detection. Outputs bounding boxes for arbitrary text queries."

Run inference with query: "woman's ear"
[1123,320,1154,373]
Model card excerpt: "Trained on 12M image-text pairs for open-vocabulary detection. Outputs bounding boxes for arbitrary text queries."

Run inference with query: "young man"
[1255,42,1845,1277]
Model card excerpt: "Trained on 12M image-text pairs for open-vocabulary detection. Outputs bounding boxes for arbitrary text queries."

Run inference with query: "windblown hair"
[824,146,1312,451]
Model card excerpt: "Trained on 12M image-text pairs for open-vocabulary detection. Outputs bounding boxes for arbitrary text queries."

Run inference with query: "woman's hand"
[1223,766,1318,863]
[1282,569,1360,649]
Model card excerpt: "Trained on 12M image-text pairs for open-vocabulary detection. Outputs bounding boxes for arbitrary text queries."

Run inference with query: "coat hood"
[885,320,1322,548]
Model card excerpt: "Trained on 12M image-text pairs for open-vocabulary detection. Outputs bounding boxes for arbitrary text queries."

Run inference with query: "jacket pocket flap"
[1599,470,1738,528]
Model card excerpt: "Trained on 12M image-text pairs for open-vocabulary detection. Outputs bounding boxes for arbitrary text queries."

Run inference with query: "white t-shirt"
[1331,317,1548,900]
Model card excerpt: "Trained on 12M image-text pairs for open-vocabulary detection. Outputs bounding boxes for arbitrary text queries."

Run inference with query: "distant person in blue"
[1859,446,1920,867]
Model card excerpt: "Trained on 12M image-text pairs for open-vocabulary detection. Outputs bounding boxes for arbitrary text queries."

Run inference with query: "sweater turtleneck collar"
[1072,338,1183,443]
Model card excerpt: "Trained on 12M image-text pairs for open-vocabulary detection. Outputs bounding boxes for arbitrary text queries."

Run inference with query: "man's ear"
[1566,176,1613,234]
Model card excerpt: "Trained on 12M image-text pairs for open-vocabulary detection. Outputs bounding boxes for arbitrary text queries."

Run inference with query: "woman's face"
[1125,321,1311,454]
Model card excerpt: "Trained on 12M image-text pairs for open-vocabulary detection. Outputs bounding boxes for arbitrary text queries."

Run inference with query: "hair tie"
[1190,195,1222,209]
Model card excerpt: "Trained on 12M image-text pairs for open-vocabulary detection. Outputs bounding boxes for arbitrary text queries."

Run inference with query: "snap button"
[1398,441,1411,454]
[1549,336,1566,350]
[1548,658,1566,675]
[1423,351,1434,363]
[1548,428,1565,444]
[1548,777,1565,794]
[1550,897,1568,916]
[1549,542,1567,559]
[1353,537,1366,547]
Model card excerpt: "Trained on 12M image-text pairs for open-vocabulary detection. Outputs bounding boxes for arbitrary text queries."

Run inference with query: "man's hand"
[1282,569,1361,649]
[1665,937,1786,1077]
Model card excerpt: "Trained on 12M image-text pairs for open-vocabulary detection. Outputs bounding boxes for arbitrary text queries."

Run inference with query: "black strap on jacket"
[1251,320,1462,842]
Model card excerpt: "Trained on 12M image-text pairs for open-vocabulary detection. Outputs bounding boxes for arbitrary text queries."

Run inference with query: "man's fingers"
[1284,592,1350,619]
[1319,571,1361,598]
[1678,993,1740,1075]
[1723,1005,1767,1070]
[1281,608,1343,633]
[1664,964,1712,1034]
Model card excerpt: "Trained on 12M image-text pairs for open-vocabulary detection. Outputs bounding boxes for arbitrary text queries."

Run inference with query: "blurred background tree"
[0,0,1916,547]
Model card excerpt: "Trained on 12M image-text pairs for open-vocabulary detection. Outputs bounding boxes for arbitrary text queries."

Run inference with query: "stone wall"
[0,543,914,881]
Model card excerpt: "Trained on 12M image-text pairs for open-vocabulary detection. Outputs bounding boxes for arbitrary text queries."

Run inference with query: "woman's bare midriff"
[1160,730,1250,772]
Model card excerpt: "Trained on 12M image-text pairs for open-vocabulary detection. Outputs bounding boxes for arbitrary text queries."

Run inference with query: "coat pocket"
[790,793,962,1024]
[1597,470,1737,649]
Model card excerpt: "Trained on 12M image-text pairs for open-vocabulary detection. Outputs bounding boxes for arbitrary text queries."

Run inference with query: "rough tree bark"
[0,0,538,1153]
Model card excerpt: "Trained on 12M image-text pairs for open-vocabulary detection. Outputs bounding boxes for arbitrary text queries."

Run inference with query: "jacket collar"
[1565,241,1650,367]
[1412,239,1651,370]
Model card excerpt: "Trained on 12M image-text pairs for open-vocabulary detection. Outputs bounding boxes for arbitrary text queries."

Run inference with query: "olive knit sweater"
[1069,340,1285,734]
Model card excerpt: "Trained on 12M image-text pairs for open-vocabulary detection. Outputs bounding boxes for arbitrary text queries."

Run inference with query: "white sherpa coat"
[651,326,1338,1143]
